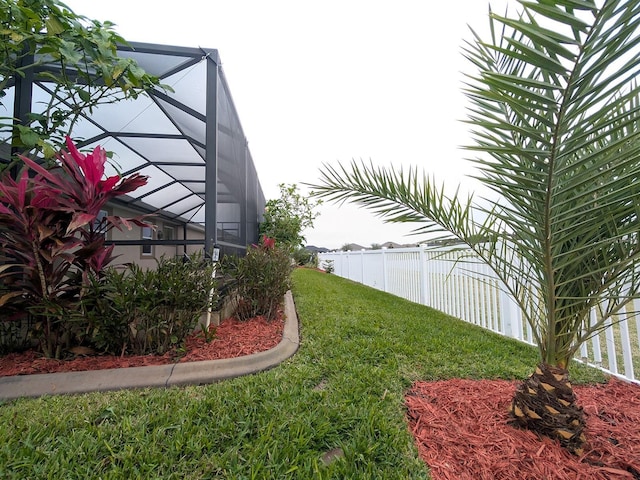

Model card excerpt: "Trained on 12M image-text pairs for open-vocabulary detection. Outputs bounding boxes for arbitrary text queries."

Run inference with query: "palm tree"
[310,0,640,455]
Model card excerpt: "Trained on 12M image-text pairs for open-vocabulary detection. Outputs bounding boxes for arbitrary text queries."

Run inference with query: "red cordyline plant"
[260,235,276,250]
[0,136,148,357]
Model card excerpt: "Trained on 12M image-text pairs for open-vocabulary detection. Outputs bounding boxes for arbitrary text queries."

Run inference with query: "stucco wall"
[106,204,205,269]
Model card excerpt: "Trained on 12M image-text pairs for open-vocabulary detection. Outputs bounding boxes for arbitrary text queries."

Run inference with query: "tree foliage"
[259,183,321,252]
[1,0,164,161]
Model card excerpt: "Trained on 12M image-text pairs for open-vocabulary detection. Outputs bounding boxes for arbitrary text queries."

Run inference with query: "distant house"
[380,241,403,249]
[341,243,366,251]
[305,245,330,254]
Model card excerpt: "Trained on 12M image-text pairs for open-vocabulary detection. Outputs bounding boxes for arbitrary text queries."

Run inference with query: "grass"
[0,269,606,479]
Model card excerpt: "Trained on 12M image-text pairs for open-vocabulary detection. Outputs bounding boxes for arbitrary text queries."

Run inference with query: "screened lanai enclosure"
[1,42,265,261]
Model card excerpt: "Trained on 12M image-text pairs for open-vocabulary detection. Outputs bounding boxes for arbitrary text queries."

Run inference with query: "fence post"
[604,315,619,375]
[590,308,603,366]
[419,247,427,305]
[382,248,389,293]
[498,285,519,338]
[619,315,634,379]
[344,251,349,279]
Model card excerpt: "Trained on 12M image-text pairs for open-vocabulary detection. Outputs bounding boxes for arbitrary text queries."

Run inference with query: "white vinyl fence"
[319,246,640,384]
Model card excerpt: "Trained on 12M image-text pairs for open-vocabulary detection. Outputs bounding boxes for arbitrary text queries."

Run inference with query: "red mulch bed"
[0,315,284,377]
[406,377,640,480]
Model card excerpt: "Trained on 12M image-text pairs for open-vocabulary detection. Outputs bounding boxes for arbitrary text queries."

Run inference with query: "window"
[163,226,174,241]
[94,209,108,239]
[141,226,153,256]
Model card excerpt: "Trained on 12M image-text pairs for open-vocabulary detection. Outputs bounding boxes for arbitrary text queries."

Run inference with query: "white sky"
[64,0,512,249]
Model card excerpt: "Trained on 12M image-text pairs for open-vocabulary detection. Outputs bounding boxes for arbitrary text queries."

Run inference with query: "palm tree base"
[509,362,586,455]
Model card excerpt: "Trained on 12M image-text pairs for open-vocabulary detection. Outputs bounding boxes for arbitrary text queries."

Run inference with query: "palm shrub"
[311,0,640,455]
[322,259,335,274]
[223,236,292,321]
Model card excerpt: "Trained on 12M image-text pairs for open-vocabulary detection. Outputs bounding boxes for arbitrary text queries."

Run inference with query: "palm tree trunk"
[509,362,587,455]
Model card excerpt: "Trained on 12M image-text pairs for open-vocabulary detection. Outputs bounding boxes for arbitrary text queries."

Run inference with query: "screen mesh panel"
[1,42,265,255]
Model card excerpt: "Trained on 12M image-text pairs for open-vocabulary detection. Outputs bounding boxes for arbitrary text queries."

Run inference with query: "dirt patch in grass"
[406,377,640,480]
[0,314,284,377]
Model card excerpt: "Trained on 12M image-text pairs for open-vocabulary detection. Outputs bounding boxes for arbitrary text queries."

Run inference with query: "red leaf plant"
[261,236,276,250]
[251,235,276,250]
[0,137,148,358]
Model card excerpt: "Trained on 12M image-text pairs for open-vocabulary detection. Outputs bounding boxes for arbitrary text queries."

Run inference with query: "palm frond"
[312,160,476,241]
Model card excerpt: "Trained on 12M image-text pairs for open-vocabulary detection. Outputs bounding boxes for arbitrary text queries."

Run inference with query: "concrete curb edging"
[0,291,300,400]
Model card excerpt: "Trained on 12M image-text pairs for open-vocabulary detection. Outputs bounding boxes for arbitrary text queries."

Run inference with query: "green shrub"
[77,268,134,356]
[223,237,292,321]
[79,253,217,355]
[292,247,316,266]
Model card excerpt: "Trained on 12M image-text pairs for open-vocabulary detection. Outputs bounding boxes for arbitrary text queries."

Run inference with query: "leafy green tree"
[260,183,321,252]
[1,0,163,161]
[311,0,640,455]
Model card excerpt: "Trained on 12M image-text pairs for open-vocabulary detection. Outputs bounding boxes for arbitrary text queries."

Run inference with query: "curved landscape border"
[0,291,300,400]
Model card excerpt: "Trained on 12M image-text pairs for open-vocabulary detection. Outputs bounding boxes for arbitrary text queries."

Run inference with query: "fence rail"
[319,246,640,384]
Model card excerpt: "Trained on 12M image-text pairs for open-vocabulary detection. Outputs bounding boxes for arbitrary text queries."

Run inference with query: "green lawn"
[0,269,605,479]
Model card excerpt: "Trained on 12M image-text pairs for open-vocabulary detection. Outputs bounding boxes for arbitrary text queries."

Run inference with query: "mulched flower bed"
[0,314,284,377]
[406,377,640,480]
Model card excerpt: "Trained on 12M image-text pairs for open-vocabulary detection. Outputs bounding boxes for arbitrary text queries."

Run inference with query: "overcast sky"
[64,0,512,249]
